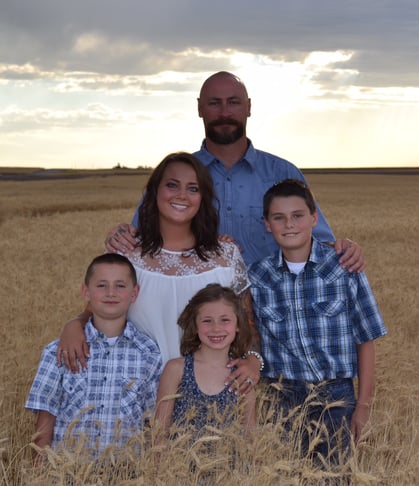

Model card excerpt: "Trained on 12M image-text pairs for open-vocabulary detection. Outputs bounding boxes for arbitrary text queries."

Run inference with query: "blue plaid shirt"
[248,239,387,382]
[26,320,162,451]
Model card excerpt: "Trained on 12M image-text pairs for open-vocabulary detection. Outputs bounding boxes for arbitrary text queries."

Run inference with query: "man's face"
[198,75,251,145]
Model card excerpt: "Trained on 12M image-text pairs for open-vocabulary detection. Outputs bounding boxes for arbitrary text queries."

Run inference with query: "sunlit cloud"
[0,39,418,169]
[0,104,154,133]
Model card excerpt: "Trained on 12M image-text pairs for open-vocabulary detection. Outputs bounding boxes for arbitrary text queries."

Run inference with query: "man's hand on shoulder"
[334,239,366,273]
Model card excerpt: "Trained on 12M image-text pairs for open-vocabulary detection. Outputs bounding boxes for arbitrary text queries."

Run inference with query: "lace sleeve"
[224,242,250,295]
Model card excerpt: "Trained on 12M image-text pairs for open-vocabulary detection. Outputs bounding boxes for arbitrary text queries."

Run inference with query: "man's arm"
[334,239,366,273]
[105,223,137,253]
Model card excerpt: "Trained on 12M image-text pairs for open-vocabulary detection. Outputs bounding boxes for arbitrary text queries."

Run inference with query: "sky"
[1,0,418,169]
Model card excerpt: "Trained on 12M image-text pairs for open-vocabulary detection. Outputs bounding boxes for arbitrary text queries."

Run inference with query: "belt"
[266,377,352,387]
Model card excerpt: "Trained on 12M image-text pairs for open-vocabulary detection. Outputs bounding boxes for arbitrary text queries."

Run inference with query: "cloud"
[1,1,418,169]
[0,0,418,87]
[0,103,154,133]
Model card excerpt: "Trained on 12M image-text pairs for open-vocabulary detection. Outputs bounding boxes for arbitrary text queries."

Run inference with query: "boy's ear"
[312,210,319,227]
[81,283,90,302]
[131,284,140,303]
[264,218,272,233]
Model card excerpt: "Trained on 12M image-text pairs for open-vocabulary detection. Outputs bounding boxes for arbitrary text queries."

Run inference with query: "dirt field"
[0,170,418,485]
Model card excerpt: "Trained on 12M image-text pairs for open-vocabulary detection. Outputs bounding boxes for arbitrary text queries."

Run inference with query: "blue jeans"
[265,377,356,467]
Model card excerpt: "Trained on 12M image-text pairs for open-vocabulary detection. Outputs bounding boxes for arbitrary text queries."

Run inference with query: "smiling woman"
[58,151,261,391]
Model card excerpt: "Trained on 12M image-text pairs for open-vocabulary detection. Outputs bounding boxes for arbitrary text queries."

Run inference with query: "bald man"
[107,71,364,271]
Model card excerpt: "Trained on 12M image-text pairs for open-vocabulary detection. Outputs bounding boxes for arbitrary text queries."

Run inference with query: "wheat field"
[0,171,418,485]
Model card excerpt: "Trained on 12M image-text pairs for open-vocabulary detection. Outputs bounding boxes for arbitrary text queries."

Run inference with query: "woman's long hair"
[137,152,220,261]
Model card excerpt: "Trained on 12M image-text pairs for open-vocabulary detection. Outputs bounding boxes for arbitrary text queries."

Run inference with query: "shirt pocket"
[310,300,347,317]
[60,373,88,422]
[308,300,349,335]
[246,206,265,236]
[257,304,290,338]
[120,377,146,423]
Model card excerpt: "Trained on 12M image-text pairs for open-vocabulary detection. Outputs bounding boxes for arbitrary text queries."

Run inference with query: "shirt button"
[227,207,231,211]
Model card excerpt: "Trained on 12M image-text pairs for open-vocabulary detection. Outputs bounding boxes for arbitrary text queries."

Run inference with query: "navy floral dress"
[172,354,239,434]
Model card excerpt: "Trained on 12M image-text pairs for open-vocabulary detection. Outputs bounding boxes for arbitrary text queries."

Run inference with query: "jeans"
[265,377,356,467]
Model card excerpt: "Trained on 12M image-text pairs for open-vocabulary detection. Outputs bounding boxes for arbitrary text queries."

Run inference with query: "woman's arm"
[351,340,375,443]
[226,290,261,395]
[56,306,92,372]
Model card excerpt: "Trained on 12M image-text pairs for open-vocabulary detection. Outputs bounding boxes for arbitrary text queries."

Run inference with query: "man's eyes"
[208,99,241,106]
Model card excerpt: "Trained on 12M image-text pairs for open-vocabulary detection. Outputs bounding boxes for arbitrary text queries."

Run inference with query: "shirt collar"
[275,238,324,272]
[85,318,136,342]
[196,138,256,169]
[278,238,343,281]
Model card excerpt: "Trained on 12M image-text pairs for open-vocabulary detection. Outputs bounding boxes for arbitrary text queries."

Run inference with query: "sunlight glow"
[0,48,418,169]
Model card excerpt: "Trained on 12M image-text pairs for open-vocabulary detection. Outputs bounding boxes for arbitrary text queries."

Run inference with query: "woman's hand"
[225,354,260,395]
[105,223,137,253]
[56,317,90,372]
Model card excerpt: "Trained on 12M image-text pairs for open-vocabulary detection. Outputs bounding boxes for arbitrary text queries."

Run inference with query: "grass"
[0,171,418,485]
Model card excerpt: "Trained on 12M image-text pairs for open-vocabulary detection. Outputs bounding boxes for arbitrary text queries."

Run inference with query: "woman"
[58,152,262,392]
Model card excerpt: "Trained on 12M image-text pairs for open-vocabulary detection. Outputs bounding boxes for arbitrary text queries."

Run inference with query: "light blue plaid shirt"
[26,320,162,451]
[248,239,387,382]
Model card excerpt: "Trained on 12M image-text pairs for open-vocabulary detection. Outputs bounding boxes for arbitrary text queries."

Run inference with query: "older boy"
[25,253,162,459]
[248,179,387,464]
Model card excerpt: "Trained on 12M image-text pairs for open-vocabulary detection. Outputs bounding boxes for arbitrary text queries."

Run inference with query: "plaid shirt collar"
[85,319,137,343]
[273,238,344,283]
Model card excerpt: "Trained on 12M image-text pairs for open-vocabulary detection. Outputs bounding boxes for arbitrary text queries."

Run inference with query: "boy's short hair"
[263,179,317,218]
[84,254,137,286]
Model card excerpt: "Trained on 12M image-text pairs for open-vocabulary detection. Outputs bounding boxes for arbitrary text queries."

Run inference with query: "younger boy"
[25,253,162,459]
[248,179,387,464]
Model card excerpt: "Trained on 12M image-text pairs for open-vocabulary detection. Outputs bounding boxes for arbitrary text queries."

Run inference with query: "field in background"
[0,172,418,485]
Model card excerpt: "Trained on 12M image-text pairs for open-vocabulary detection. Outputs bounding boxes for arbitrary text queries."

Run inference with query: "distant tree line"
[112,163,153,170]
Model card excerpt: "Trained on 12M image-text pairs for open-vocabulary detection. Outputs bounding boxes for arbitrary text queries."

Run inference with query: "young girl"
[155,284,257,436]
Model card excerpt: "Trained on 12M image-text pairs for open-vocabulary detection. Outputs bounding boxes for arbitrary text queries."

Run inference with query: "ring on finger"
[245,377,254,385]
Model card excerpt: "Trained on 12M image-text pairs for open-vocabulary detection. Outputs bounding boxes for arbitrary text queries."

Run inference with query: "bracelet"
[243,350,264,371]
[357,401,371,408]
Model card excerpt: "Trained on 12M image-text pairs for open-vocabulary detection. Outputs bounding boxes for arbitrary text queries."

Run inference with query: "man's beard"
[205,118,245,145]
